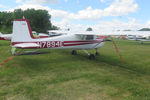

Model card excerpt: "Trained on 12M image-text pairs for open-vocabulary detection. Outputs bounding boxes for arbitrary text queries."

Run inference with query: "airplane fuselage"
[12,34,105,49]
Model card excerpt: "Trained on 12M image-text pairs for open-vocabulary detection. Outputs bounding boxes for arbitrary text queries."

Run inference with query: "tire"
[72,50,77,55]
[89,54,95,60]
[95,52,100,56]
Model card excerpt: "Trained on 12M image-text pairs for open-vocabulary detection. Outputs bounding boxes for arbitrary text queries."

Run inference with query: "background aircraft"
[0,32,12,40]
[125,32,150,43]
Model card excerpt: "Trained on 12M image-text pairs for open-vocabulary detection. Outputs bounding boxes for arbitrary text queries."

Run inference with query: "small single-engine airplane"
[136,34,150,42]
[11,19,106,59]
[0,32,12,40]
[125,32,150,43]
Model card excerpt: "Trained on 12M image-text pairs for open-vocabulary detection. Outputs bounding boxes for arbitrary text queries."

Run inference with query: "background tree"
[0,9,58,34]
[138,28,150,31]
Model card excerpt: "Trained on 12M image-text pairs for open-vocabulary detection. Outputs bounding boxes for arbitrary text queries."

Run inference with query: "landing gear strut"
[83,50,95,60]
[95,48,100,56]
[89,54,95,60]
[72,49,100,60]
[72,50,77,55]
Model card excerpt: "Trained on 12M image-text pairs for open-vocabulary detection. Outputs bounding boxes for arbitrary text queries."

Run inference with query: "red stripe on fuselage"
[63,42,94,46]
[0,37,5,40]
[12,40,104,48]
[63,40,102,46]
[12,40,102,45]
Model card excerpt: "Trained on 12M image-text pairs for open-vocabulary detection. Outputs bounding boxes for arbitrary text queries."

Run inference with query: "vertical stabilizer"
[12,19,35,42]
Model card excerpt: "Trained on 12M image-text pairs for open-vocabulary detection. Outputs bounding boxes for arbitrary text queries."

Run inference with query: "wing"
[13,43,40,49]
[72,31,150,36]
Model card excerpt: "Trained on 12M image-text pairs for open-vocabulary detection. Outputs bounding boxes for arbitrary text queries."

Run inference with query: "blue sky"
[0,0,150,31]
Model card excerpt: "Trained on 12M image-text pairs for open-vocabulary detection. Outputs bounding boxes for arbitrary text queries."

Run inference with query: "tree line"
[0,9,59,34]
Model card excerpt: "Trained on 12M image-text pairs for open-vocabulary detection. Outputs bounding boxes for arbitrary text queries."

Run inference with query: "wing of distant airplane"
[0,32,12,40]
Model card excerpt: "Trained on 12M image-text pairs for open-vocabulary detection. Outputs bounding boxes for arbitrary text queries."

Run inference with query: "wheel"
[72,50,77,55]
[95,52,100,56]
[89,54,95,60]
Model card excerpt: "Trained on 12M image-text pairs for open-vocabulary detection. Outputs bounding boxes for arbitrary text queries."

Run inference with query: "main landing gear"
[95,48,100,56]
[83,50,99,60]
[71,49,100,60]
[71,50,77,55]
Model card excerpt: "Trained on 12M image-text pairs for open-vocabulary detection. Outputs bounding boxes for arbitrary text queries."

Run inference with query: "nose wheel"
[95,52,100,56]
[83,50,95,60]
[89,54,95,60]
[72,49,100,60]
[95,48,100,56]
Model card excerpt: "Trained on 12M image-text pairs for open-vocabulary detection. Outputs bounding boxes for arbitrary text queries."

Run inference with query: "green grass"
[0,40,150,100]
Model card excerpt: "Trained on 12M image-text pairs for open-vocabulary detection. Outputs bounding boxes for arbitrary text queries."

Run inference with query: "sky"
[0,0,150,31]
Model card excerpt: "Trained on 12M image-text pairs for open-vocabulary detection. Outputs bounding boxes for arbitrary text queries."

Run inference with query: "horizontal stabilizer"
[0,32,2,36]
[13,43,40,49]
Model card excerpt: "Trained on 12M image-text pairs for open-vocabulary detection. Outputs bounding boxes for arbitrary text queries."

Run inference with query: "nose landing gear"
[71,48,100,60]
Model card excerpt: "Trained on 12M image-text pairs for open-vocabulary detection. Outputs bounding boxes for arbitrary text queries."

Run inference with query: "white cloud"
[64,0,68,2]
[8,4,51,12]
[16,0,22,3]
[52,19,71,29]
[50,9,68,18]
[0,4,8,9]
[68,6,103,20]
[103,0,138,16]
[52,19,87,31]
[95,19,142,31]
[6,0,142,31]
[100,0,106,3]
[24,0,59,5]
[8,0,138,21]
[51,0,138,20]
[52,18,147,31]
[146,21,150,25]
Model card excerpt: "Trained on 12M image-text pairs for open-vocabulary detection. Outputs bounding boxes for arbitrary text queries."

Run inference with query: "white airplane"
[11,19,106,59]
[125,31,150,42]
[0,32,12,40]
[136,34,150,42]
[126,35,136,40]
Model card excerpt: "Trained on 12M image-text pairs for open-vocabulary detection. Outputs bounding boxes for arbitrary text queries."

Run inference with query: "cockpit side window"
[85,35,94,40]
[78,35,95,40]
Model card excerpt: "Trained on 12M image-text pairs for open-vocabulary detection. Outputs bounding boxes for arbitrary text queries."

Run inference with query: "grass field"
[0,40,150,100]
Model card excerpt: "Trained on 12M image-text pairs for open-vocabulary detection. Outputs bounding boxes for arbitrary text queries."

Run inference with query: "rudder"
[12,19,35,42]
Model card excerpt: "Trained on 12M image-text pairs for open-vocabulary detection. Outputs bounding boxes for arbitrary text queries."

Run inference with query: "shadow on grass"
[58,49,150,75]
[8,48,150,77]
